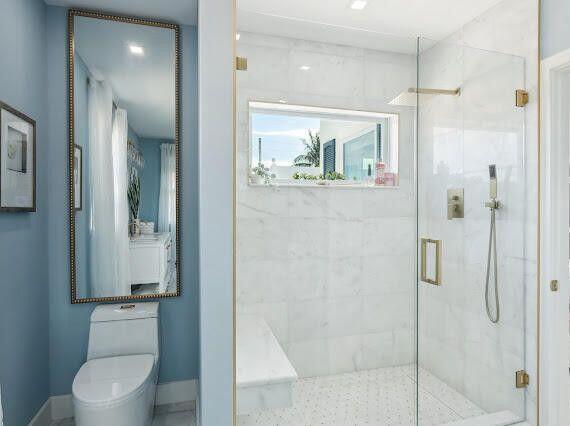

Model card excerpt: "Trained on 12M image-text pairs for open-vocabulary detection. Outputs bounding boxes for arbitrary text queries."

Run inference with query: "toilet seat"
[73,354,155,407]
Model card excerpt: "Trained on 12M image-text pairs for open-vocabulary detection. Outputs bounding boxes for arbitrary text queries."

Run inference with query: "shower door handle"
[421,238,442,286]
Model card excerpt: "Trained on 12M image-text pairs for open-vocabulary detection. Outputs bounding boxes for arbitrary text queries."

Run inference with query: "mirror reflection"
[71,13,179,300]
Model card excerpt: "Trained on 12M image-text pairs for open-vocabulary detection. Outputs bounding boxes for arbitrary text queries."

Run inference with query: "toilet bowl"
[72,302,160,426]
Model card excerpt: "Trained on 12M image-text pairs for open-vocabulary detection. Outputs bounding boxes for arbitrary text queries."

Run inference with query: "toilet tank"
[87,302,160,361]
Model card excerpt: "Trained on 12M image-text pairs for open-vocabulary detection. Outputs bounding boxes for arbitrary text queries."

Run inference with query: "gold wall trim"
[68,9,181,304]
[536,0,542,423]
[233,0,238,423]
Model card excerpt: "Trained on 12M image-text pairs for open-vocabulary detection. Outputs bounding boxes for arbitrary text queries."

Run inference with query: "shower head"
[388,87,460,106]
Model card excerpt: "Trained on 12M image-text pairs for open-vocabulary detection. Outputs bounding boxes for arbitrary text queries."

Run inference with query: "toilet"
[72,302,160,426]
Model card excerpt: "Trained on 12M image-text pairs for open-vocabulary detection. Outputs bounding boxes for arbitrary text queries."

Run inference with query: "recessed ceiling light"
[236,33,241,41]
[129,44,144,55]
[299,65,311,71]
[350,0,367,10]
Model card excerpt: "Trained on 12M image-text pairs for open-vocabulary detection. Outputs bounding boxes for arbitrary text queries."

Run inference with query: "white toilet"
[72,302,160,426]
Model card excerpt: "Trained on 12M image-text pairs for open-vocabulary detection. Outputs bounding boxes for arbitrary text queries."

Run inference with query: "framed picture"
[0,101,36,212]
[74,144,82,211]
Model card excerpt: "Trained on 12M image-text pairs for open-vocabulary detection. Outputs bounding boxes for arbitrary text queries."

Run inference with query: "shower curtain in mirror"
[111,108,131,295]
[158,143,176,263]
[87,80,130,297]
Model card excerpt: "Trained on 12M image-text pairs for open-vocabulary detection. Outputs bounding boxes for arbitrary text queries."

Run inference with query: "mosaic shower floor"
[238,365,486,426]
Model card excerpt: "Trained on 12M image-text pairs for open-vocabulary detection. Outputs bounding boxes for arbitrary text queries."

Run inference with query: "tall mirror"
[69,10,180,302]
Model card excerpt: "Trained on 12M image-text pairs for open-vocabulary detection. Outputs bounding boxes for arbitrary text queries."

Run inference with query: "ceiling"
[75,16,176,139]
[237,0,505,52]
[45,0,197,25]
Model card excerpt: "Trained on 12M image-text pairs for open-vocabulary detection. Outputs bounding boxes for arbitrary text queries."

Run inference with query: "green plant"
[292,171,345,181]
[323,171,346,180]
[128,175,140,220]
[292,172,319,180]
[251,164,275,184]
[293,130,320,167]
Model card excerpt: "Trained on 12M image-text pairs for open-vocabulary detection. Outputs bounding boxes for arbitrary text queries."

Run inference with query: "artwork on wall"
[74,144,82,211]
[0,101,36,212]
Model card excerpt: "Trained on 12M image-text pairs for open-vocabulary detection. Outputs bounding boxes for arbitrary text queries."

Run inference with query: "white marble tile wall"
[236,32,417,378]
[416,0,538,423]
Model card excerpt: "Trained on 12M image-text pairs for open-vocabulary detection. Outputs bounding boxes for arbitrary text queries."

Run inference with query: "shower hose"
[485,205,499,323]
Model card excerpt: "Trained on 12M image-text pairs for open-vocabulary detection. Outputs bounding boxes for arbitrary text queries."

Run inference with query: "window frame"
[248,101,400,187]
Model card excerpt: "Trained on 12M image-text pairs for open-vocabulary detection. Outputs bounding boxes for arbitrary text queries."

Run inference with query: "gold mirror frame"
[68,9,181,304]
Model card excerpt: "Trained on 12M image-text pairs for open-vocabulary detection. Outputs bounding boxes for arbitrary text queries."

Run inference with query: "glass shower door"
[416,38,527,424]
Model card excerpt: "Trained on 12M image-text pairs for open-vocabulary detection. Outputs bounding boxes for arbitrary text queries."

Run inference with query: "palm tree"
[293,130,320,167]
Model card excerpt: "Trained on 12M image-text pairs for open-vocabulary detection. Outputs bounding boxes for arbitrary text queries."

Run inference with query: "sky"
[251,112,320,166]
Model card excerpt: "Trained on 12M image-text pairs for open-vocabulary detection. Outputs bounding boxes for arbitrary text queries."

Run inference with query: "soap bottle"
[375,162,386,185]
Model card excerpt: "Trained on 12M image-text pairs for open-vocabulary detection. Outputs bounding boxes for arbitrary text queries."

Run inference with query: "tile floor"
[238,365,486,426]
[50,409,197,426]
[50,366,495,426]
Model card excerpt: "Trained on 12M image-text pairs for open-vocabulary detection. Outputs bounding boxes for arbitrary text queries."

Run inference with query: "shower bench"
[236,315,298,415]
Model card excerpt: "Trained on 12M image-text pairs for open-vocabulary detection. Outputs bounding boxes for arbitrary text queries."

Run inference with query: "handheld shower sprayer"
[486,165,500,210]
[489,164,497,198]
[485,164,500,323]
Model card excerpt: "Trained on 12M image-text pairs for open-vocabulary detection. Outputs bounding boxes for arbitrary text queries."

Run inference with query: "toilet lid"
[73,354,155,405]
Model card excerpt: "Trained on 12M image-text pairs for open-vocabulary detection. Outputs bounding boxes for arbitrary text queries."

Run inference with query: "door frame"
[539,48,570,426]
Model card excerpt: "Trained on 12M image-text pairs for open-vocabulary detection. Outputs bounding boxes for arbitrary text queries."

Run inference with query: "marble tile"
[237,365,484,426]
[236,3,537,422]
[237,302,289,345]
[415,368,485,419]
[238,382,294,416]
[442,410,521,426]
[237,31,418,382]
[289,50,364,99]
[236,315,297,387]
[417,0,536,421]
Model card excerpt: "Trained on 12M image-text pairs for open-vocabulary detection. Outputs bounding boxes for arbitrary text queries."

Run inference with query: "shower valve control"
[447,188,464,220]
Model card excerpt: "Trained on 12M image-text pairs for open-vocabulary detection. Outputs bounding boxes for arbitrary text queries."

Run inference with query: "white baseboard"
[28,399,51,426]
[30,379,198,424]
[50,394,73,422]
[156,379,197,406]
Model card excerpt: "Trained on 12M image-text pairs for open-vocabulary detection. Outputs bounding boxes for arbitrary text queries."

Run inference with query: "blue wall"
[542,0,570,58]
[0,0,50,424]
[138,138,174,228]
[47,6,199,395]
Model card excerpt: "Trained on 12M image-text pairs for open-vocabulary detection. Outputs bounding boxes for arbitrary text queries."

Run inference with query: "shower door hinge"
[236,56,248,71]
[515,370,529,388]
[515,89,529,107]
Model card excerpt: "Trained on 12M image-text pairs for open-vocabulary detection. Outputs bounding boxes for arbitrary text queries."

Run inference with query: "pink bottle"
[375,162,386,185]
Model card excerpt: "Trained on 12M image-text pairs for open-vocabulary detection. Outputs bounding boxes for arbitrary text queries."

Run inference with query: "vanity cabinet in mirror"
[69,10,180,303]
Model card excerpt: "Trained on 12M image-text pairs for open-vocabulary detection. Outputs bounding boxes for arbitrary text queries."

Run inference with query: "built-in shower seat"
[236,315,298,415]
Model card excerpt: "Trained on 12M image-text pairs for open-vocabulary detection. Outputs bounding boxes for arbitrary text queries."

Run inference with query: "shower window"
[248,101,398,186]
[342,126,380,181]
